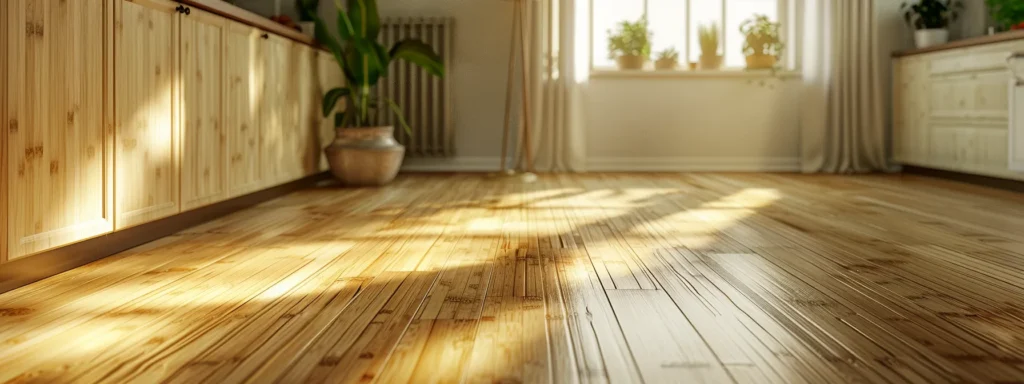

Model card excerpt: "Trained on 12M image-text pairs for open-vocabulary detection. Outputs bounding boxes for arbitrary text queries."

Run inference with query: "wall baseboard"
[401,157,509,172]
[586,156,801,172]
[0,173,330,294]
[902,165,1024,193]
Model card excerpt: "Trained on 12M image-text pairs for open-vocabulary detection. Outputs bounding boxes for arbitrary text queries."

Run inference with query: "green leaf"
[312,14,344,64]
[389,39,445,77]
[348,0,381,40]
[336,8,356,42]
[334,111,347,128]
[322,87,351,117]
[383,97,412,135]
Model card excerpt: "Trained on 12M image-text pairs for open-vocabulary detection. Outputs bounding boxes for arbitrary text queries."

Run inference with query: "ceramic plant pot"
[699,54,723,70]
[616,54,647,70]
[744,54,777,70]
[324,126,405,186]
[914,28,949,48]
[655,58,678,70]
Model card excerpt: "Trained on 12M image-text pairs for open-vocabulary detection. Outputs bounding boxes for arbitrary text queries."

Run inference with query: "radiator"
[378,17,455,157]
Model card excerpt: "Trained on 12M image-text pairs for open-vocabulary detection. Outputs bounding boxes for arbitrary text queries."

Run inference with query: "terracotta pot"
[654,58,678,70]
[745,54,776,70]
[699,54,723,70]
[616,54,647,70]
[324,126,405,186]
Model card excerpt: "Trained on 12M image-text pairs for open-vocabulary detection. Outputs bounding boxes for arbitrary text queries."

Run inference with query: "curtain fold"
[800,0,888,173]
[514,0,588,172]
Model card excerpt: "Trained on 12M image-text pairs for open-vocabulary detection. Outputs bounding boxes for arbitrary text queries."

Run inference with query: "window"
[592,0,787,70]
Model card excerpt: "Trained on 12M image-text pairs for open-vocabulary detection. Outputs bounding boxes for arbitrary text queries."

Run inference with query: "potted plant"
[739,14,783,70]
[607,18,651,70]
[312,0,444,186]
[985,0,1024,31]
[901,0,962,48]
[654,47,679,70]
[296,0,319,36]
[697,22,723,70]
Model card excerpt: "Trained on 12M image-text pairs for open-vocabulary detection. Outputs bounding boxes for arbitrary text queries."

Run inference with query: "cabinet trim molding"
[0,172,328,294]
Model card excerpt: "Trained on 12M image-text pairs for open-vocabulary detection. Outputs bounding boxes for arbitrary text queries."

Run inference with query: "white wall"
[585,75,802,171]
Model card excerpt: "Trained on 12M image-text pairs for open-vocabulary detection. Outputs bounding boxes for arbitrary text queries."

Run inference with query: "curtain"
[513,0,588,172]
[799,0,888,173]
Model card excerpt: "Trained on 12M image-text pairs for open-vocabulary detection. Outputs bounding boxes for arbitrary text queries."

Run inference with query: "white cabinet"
[893,40,1024,181]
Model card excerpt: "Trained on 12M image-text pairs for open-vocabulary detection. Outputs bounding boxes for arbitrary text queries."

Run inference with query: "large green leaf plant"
[308,0,444,131]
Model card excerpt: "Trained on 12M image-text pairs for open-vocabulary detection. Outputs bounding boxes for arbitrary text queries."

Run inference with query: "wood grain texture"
[224,22,263,197]
[175,0,317,48]
[258,34,293,187]
[115,0,181,229]
[1,0,7,264]
[1,173,1023,383]
[180,7,228,211]
[5,0,115,259]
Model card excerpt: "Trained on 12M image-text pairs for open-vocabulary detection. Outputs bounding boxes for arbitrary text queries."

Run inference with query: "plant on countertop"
[985,0,1024,30]
[312,0,444,131]
[655,47,679,62]
[740,14,783,57]
[296,0,319,22]
[900,0,962,29]
[607,17,651,60]
[698,22,720,57]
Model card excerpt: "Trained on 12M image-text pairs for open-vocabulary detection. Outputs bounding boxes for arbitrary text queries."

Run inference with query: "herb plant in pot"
[654,48,679,70]
[901,0,962,48]
[296,0,319,36]
[740,14,783,70]
[608,18,651,70]
[697,22,723,70]
[985,0,1024,31]
[312,0,444,186]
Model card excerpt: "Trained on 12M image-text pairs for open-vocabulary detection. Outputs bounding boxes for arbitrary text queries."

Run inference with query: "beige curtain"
[514,0,588,172]
[800,0,888,173]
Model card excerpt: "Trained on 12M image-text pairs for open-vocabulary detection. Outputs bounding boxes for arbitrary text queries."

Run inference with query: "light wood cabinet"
[259,35,296,187]
[1,0,8,263]
[893,39,1024,181]
[180,8,228,210]
[116,0,181,229]
[5,0,115,259]
[294,44,320,179]
[225,24,264,197]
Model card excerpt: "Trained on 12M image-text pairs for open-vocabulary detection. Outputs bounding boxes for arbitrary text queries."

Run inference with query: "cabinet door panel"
[115,0,180,229]
[180,9,227,210]
[6,0,114,259]
[260,35,293,186]
[225,24,263,197]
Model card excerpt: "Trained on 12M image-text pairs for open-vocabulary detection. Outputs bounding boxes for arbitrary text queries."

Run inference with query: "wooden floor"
[2,174,1024,383]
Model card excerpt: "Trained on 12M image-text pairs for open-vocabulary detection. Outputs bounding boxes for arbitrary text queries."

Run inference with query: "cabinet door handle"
[175,5,185,13]
[184,7,191,15]
[261,33,269,39]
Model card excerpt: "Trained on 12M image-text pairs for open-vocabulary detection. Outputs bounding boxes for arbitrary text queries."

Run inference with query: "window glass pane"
[688,0,723,62]
[648,0,686,61]
[724,0,778,67]
[592,0,644,68]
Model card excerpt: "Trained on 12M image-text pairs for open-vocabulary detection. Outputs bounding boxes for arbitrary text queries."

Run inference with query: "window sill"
[589,69,801,79]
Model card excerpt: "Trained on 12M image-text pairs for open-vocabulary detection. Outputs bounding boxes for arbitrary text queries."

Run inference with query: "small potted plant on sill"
[697,22,723,70]
[901,0,962,48]
[655,47,679,70]
[608,17,651,70]
[311,0,444,186]
[740,14,783,70]
[985,0,1024,31]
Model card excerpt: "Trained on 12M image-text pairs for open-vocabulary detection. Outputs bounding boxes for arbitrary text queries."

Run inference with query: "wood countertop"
[893,30,1024,57]
[176,0,322,49]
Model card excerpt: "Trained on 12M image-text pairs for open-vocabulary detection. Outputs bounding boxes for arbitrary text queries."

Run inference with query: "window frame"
[589,0,793,71]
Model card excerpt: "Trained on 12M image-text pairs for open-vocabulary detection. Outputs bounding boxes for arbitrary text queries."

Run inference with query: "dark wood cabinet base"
[0,173,329,294]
